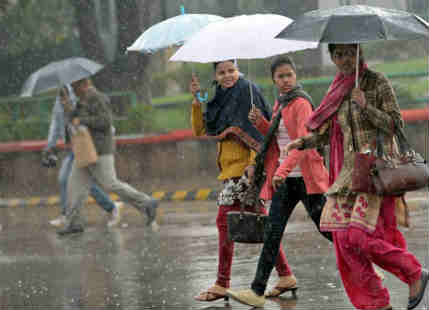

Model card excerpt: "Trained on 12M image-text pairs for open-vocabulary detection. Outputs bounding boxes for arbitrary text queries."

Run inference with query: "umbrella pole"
[247,60,254,109]
[355,46,360,89]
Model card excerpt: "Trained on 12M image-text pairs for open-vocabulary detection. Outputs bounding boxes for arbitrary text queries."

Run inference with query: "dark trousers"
[251,177,332,295]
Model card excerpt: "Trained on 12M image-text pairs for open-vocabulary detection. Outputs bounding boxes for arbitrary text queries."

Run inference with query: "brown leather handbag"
[351,117,429,195]
[370,127,429,196]
[351,151,377,193]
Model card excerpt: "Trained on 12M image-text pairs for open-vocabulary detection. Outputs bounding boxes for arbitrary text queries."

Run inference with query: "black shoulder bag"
[227,89,313,243]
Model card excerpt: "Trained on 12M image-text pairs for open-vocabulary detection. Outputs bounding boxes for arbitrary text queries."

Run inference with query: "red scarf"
[307,63,368,183]
[306,63,368,131]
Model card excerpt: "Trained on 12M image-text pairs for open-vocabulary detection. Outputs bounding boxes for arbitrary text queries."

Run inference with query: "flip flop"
[265,286,299,298]
[194,290,229,302]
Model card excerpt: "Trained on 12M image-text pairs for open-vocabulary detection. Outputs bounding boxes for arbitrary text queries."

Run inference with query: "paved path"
[0,196,427,309]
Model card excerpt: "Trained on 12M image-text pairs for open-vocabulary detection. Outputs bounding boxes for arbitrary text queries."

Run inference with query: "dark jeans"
[251,177,332,295]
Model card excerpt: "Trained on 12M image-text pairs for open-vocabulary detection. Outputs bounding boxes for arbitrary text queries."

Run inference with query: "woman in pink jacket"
[227,56,332,307]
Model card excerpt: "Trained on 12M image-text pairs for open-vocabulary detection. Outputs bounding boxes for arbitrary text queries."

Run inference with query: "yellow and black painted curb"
[0,189,221,208]
[0,191,427,214]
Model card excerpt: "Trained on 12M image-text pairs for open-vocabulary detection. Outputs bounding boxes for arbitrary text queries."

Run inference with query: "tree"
[0,0,77,96]
[70,0,162,105]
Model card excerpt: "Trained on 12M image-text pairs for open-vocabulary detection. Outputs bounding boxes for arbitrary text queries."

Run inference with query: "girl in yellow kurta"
[190,60,294,302]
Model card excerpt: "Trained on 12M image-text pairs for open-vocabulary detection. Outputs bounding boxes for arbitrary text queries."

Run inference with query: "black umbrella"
[21,57,104,97]
[276,5,428,44]
[276,5,429,87]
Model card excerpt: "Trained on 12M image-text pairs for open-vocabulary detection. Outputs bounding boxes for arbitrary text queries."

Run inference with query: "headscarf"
[204,77,271,149]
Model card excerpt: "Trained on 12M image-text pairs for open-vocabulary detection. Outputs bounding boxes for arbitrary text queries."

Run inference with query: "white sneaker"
[107,202,123,227]
[49,215,66,227]
[150,221,160,232]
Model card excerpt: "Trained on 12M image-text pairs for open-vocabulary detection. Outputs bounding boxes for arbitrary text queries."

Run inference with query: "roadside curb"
[0,189,221,208]
[0,191,426,220]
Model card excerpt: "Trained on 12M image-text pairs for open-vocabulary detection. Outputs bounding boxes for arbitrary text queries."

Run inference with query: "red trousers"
[215,203,292,288]
[333,196,422,309]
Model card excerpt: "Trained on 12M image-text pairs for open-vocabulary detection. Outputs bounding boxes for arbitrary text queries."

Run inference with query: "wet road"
[0,202,428,310]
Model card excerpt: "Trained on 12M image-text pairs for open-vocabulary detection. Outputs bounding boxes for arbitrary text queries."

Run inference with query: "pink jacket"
[255,98,329,200]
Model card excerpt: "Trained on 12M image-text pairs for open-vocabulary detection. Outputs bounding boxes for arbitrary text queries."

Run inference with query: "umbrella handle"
[196,91,208,103]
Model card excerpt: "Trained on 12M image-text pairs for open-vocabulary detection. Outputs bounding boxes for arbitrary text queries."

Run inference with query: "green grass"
[373,58,427,74]
[150,104,191,131]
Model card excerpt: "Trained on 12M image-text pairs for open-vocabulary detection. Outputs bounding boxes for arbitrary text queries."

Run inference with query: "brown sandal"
[194,288,229,302]
[265,285,298,298]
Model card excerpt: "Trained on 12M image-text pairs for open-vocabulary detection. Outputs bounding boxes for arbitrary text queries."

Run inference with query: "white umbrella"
[169,14,318,63]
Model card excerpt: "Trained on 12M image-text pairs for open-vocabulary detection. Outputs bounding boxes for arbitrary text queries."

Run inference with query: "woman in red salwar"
[284,43,428,310]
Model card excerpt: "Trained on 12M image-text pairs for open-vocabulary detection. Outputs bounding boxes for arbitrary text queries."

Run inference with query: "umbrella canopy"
[276,5,429,44]
[169,14,318,63]
[21,57,104,97]
[126,13,225,54]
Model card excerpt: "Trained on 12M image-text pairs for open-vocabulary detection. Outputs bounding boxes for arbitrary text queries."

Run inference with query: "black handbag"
[227,199,267,244]
[226,88,313,244]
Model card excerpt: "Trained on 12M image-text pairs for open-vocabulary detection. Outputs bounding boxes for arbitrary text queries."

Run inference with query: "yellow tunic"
[191,101,256,180]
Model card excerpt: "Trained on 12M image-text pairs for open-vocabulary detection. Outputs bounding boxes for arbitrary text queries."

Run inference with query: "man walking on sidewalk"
[57,78,159,235]
[43,85,123,228]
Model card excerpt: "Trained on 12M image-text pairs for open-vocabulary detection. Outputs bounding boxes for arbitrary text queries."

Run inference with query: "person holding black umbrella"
[57,78,159,235]
[283,44,427,310]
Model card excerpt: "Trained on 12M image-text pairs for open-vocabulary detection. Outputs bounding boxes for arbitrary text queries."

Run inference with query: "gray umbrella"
[276,5,429,44]
[21,57,104,97]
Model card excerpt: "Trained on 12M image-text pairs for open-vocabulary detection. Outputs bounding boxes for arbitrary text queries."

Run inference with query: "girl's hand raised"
[190,74,201,102]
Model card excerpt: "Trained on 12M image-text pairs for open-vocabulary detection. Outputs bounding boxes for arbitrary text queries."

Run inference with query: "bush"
[0,115,49,142]
[114,103,155,135]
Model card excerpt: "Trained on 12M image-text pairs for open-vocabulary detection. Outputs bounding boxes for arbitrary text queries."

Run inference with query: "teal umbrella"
[127,6,223,102]
[126,6,224,54]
